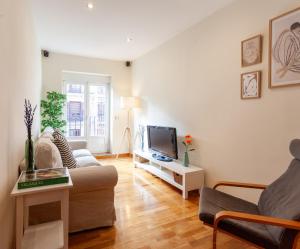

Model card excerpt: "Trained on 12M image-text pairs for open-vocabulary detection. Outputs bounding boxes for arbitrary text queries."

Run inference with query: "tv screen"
[147,126,178,159]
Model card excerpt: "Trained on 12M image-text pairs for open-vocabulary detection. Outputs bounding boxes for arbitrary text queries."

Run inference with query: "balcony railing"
[67,115,105,137]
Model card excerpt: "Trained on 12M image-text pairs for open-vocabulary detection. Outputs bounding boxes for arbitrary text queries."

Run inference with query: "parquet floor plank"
[69,158,299,249]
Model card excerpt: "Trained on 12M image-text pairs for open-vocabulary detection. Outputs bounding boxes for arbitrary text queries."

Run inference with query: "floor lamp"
[116,96,141,159]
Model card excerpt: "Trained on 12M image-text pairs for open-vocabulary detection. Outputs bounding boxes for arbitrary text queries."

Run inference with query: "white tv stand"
[133,150,204,199]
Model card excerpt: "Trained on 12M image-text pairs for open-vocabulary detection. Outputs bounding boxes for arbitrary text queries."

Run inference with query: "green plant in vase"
[41,91,67,132]
[24,99,37,173]
[182,135,195,167]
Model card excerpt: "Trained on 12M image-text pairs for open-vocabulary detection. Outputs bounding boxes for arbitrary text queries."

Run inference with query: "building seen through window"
[65,84,106,138]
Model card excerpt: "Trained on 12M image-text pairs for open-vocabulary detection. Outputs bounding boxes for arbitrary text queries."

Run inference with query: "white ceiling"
[31,0,235,61]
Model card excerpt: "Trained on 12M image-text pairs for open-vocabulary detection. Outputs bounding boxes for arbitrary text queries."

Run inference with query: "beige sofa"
[21,132,118,233]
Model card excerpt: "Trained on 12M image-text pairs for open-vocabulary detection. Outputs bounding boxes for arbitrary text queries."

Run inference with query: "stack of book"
[18,168,69,189]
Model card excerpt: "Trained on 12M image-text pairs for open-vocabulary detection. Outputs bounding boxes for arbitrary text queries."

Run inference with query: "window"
[63,73,110,153]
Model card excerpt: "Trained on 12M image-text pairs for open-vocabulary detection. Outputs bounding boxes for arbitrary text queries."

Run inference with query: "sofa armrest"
[68,140,87,150]
[69,165,118,194]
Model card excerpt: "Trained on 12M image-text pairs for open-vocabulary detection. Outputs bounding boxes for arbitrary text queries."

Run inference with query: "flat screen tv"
[147,125,178,160]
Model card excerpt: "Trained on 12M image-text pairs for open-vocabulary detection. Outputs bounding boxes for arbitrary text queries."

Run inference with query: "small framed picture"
[241,71,261,99]
[241,35,263,67]
[269,7,300,88]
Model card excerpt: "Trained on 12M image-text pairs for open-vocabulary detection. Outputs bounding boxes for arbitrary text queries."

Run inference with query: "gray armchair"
[199,139,300,249]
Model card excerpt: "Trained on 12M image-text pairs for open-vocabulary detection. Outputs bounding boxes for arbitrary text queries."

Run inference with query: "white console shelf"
[133,150,204,199]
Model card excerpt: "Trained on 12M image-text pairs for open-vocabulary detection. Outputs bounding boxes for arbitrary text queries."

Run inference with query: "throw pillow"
[52,129,77,169]
[35,137,63,169]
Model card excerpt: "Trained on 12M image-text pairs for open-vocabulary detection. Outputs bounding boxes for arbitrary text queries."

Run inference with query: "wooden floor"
[69,158,298,249]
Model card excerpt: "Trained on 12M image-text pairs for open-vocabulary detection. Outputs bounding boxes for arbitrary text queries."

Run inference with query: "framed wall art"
[269,7,300,88]
[241,71,261,99]
[241,35,262,67]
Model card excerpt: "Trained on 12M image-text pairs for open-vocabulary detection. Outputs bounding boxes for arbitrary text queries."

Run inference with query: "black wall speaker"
[42,50,49,58]
[126,61,131,67]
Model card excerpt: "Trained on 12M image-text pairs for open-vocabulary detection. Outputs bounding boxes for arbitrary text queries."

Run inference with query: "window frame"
[62,80,111,142]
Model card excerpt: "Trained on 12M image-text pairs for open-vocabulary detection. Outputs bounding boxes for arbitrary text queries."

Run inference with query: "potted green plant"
[41,91,67,132]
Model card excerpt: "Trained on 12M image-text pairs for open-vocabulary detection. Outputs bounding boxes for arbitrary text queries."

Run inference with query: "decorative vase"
[25,138,35,172]
[140,130,145,151]
[183,151,189,167]
[139,125,145,151]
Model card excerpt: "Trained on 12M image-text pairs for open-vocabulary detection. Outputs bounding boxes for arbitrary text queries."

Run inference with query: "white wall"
[132,0,300,202]
[0,0,41,248]
[42,53,132,154]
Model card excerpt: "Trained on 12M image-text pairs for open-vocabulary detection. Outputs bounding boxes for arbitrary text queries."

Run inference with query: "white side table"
[11,170,73,249]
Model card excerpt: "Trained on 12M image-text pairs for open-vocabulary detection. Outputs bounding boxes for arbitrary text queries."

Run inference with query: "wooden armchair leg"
[292,232,300,249]
[213,228,217,249]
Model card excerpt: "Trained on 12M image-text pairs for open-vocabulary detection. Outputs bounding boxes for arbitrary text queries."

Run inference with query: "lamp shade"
[120,96,141,109]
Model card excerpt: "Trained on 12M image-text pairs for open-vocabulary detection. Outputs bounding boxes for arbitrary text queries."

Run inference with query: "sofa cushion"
[35,137,63,169]
[52,129,77,169]
[43,127,55,134]
[40,131,54,140]
[76,156,101,167]
[73,149,92,159]
[40,127,54,140]
[199,187,278,249]
[68,140,87,150]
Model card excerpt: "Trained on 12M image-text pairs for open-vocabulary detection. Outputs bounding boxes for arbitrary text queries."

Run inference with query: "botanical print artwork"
[242,35,262,67]
[241,71,261,99]
[270,7,300,88]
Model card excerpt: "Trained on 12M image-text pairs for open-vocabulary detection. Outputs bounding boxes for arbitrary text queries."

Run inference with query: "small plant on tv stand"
[182,135,195,167]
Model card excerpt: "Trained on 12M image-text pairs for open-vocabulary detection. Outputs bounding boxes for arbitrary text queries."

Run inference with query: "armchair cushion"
[200,187,258,224]
[258,158,300,248]
[289,139,300,160]
[199,187,278,249]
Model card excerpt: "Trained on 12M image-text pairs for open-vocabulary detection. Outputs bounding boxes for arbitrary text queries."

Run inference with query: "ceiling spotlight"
[87,2,94,9]
[127,37,133,43]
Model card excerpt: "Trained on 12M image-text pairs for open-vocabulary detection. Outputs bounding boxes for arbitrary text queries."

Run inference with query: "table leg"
[183,190,188,199]
[182,174,188,199]
[24,205,29,229]
[61,189,69,249]
[16,196,24,249]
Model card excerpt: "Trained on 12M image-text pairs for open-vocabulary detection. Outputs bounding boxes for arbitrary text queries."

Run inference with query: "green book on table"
[18,168,69,189]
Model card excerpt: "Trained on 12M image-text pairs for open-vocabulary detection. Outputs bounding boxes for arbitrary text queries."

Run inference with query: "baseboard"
[94,153,133,159]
